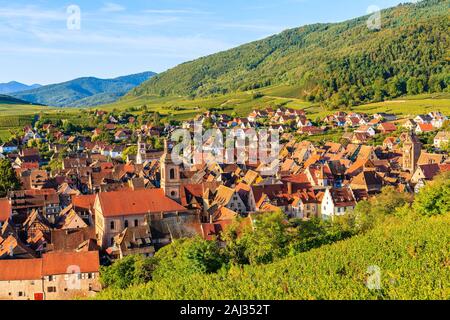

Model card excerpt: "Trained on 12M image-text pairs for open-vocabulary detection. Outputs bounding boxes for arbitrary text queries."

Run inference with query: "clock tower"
[402,132,421,173]
[160,139,181,201]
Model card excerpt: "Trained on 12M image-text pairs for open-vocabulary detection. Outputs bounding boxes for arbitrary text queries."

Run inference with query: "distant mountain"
[129,0,449,108]
[12,71,156,107]
[0,81,41,94]
[0,94,37,105]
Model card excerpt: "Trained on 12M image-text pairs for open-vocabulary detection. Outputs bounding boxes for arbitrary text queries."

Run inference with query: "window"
[124,220,129,228]
[110,221,115,231]
[134,219,139,227]
[18,292,23,297]
[170,168,176,180]
[48,275,55,282]
[47,287,57,293]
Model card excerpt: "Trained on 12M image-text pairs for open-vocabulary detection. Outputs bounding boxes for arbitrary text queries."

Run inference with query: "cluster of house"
[0,106,448,300]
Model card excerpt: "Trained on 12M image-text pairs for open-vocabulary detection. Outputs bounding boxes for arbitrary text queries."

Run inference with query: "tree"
[0,159,21,197]
[122,146,138,162]
[100,255,158,290]
[413,173,450,216]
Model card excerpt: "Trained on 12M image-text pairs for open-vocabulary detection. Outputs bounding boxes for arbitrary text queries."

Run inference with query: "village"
[0,106,448,300]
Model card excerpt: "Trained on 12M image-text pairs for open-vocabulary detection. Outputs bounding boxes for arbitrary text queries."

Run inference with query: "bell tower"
[136,134,146,165]
[160,139,181,201]
[402,132,421,173]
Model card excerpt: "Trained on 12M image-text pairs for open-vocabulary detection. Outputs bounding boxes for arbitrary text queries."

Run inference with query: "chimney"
[287,182,293,195]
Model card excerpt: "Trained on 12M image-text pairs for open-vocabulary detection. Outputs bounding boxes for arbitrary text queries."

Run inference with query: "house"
[415,123,434,134]
[411,164,441,184]
[291,191,321,219]
[0,251,100,300]
[383,137,398,150]
[350,171,383,193]
[429,112,448,128]
[109,225,155,260]
[212,185,247,214]
[374,113,397,121]
[355,125,376,137]
[0,142,18,154]
[93,189,190,248]
[403,119,417,130]
[414,114,433,124]
[8,189,60,219]
[434,131,449,149]
[378,122,397,134]
[114,130,129,141]
[0,198,11,228]
[352,132,369,144]
[321,187,356,220]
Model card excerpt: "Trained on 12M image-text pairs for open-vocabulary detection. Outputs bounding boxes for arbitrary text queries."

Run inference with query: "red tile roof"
[72,194,96,211]
[42,251,99,276]
[0,199,11,222]
[417,123,434,132]
[0,258,42,281]
[97,189,187,217]
[0,251,99,281]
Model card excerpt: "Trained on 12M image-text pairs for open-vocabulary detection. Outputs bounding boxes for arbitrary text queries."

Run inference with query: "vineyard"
[96,213,450,300]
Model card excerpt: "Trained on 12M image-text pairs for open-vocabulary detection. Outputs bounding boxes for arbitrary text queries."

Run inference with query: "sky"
[0,0,410,85]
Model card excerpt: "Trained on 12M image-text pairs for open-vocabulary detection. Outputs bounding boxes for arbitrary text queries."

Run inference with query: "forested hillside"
[129,0,449,109]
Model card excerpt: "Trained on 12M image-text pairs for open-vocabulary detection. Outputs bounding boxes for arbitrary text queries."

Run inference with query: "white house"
[321,187,357,220]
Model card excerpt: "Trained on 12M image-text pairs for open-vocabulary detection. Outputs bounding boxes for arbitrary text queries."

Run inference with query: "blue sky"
[0,0,408,85]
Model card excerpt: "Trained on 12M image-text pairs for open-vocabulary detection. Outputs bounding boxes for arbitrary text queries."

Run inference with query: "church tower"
[160,139,181,201]
[136,134,146,165]
[402,132,422,173]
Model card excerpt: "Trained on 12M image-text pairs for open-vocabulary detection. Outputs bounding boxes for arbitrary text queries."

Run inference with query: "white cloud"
[0,5,66,21]
[101,2,126,13]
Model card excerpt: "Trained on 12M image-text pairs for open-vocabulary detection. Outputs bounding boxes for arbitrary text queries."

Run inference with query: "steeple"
[136,133,147,165]
[402,131,422,173]
[160,139,181,201]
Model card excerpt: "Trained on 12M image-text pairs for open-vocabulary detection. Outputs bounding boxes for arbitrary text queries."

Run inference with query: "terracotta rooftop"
[97,189,187,217]
[0,199,11,222]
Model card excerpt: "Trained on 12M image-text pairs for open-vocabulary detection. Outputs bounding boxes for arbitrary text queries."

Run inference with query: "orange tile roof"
[72,194,96,210]
[0,251,99,281]
[97,189,187,217]
[0,199,11,222]
[42,251,99,275]
[417,123,434,132]
[0,258,42,281]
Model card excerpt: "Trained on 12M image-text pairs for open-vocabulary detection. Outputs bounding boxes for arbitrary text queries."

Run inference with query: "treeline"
[129,0,449,109]
[96,173,449,300]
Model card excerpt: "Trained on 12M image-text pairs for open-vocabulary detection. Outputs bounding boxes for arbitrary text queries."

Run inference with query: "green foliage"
[413,173,450,216]
[0,159,21,197]
[130,0,449,109]
[96,213,450,300]
[352,187,414,231]
[122,146,138,162]
[100,255,158,290]
[153,238,226,280]
[96,175,450,300]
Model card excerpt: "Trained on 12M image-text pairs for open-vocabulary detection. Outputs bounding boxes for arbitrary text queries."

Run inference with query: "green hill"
[96,213,450,300]
[12,71,156,107]
[128,0,449,109]
[0,94,37,105]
